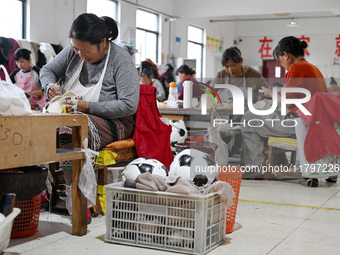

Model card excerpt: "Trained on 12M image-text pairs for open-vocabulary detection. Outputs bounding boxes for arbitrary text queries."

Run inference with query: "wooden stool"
[92,139,138,215]
[265,137,300,178]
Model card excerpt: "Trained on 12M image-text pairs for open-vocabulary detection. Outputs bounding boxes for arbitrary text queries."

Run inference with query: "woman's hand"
[66,99,89,113]
[48,84,61,99]
[262,86,273,98]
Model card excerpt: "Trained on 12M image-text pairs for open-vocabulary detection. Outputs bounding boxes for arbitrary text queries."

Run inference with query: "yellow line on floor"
[239,199,340,211]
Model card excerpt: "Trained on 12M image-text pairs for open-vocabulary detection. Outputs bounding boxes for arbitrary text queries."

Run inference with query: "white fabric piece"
[0,213,5,224]
[39,42,56,63]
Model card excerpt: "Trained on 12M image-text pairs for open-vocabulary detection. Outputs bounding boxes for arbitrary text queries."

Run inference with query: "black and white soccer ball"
[169,149,218,187]
[169,120,188,149]
[122,157,169,183]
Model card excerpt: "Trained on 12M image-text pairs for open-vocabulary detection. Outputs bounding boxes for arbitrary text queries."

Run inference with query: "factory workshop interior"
[0,0,340,255]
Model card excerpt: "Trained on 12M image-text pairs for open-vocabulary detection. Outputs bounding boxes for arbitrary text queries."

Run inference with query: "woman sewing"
[40,13,139,151]
[40,13,140,219]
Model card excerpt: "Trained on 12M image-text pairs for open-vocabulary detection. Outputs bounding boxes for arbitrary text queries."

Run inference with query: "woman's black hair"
[14,48,31,61]
[140,68,151,78]
[330,77,337,86]
[273,36,307,60]
[221,47,242,66]
[176,64,196,75]
[69,13,118,45]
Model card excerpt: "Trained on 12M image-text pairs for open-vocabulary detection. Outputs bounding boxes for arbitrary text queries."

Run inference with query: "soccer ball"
[122,157,169,183]
[169,120,188,148]
[169,149,218,187]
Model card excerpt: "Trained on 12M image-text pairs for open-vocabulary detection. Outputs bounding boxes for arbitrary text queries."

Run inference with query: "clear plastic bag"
[0,65,32,116]
[205,109,230,167]
[66,138,99,215]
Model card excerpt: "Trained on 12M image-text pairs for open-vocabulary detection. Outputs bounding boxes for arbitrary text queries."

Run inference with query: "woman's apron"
[63,43,111,102]
[17,68,47,109]
[218,66,247,104]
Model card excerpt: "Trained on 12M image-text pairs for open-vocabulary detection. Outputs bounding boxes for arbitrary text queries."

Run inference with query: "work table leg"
[71,159,87,236]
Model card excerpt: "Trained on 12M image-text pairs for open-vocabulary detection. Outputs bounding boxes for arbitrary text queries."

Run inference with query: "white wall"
[171,0,340,18]
[26,0,340,82]
[234,17,340,79]
[173,17,236,79]
[29,0,86,45]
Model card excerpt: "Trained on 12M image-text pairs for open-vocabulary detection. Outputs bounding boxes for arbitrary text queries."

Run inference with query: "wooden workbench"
[0,113,88,236]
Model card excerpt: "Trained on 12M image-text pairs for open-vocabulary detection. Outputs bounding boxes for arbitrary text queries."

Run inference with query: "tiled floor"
[3,175,340,255]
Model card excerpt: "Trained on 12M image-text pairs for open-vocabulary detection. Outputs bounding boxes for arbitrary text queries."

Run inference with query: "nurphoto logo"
[200,84,312,128]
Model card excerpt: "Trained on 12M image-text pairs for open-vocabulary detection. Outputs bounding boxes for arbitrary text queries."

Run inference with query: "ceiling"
[209,10,340,23]
[169,0,340,22]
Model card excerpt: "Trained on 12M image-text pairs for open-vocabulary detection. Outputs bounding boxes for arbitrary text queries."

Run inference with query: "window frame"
[0,0,27,39]
[136,8,160,65]
[21,0,27,38]
[187,25,204,81]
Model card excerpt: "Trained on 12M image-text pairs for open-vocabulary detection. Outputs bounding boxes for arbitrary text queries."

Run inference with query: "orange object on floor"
[11,193,42,238]
[218,167,243,234]
[187,136,205,142]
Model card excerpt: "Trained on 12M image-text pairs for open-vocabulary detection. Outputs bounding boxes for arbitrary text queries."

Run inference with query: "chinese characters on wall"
[258,35,340,66]
[258,36,273,58]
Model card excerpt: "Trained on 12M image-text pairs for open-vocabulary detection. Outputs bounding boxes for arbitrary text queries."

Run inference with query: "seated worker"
[10,48,47,110]
[176,64,204,100]
[140,58,160,79]
[160,63,175,98]
[140,68,166,101]
[212,46,269,105]
[241,36,328,170]
[328,77,340,97]
[39,13,139,212]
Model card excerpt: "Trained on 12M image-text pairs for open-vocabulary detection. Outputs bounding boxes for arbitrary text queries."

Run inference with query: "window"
[187,25,204,80]
[87,0,117,19]
[0,0,26,39]
[135,9,159,66]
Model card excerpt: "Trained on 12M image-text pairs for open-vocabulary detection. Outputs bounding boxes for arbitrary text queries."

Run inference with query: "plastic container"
[11,193,42,238]
[0,208,21,253]
[187,136,205,142]
[168,82,178,101]
[105,183,226,255]
[217,168,243,233]
[217,167,243,233]
[175,142,218,158]
[183,80,193,108]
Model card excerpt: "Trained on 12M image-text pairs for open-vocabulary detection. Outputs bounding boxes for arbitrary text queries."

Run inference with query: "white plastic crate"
[105,183,226,255]
[0,208,21,253]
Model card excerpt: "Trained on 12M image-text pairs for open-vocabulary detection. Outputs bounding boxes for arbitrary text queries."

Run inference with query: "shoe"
[242,164,264,179]
[325,176,338,183]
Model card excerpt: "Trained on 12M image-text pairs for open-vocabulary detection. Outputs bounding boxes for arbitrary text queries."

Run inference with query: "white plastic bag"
[0,65,32,116]
[66,138,99,215]
[205,109,230,167]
